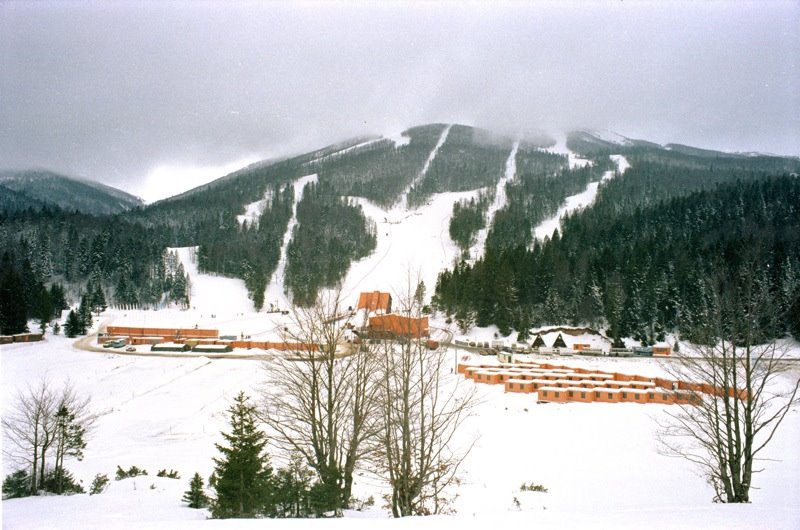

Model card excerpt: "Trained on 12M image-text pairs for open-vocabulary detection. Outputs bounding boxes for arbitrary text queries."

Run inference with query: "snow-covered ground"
[549,132,592,169]
[3,326,799,529]
[236,188,274,228]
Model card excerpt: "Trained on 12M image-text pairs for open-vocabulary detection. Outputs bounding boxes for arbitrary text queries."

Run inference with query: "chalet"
[357,291,392,314]
[531,335,547,349]
[552,333,567,348]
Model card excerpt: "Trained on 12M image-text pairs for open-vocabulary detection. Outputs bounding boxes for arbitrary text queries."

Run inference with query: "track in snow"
[397,124,452,211]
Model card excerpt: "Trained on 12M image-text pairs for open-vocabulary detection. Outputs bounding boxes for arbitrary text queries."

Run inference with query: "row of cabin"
[456,331,672,357]
[458,361,746,403]
[0,332,44,344]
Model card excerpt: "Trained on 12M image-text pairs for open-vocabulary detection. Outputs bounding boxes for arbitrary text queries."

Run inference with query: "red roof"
[369,314,429,337]
[357,291,392,313]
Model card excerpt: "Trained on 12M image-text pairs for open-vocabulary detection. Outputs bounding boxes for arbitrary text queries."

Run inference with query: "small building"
[531,335,547,349]
[151,342,190,352]
[473,370,503,384]
[357,291,392,314]
[538,387,569,403]
[652,344,672,356]
[567,387,594,403]
[593,388,622,403]
[552,333,567,348]
[504,379,535,393]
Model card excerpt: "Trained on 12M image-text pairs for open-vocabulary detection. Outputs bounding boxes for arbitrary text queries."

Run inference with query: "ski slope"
[397,124,452,211]
[336,190,474,305]
[467,139,520,260]
[263,174,318,309]
[533,155,629,242]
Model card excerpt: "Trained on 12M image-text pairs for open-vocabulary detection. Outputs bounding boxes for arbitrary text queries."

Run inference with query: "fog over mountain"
[1,1,797,202]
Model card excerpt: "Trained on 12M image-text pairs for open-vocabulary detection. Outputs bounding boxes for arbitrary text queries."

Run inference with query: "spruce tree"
[64,310,82,338]
[183,472,210,509]
[210,392,274,518]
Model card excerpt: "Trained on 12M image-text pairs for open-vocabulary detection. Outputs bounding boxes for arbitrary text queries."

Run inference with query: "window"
[554,392,560,398]
[568,391,573,398]
[608,393,613,399]
[622,392,627,399]
[581,392,586,399]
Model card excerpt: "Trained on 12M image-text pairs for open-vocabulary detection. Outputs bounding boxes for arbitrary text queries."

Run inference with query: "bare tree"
[258,290,381,513]
[373,275,477,517]
[659,267,800,503]
[2,379,92,495]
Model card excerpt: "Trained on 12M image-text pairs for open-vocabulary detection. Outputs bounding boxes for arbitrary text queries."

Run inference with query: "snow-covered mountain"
[0,169,144,215]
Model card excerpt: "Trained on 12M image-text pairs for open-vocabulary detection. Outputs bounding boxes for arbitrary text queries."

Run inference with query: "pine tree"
[64,310,82,338]
[183,472,210,509]
[210,392,274,519]
[92,283,107,315]
[77,294,92,333]
[52,405,86,495]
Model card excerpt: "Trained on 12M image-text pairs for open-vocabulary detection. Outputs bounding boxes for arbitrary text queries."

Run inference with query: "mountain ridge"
[0,169,143,215]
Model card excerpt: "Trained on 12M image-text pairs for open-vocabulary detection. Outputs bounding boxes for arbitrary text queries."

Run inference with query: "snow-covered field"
[3,135,799,528]
[3,325,799,529]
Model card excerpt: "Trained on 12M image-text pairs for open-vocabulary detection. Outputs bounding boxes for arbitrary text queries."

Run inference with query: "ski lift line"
[467,138,520,259]
[398,124,452,211]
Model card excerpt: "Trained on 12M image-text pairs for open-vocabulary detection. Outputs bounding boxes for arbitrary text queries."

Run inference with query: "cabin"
[567,387,595,403]
[357,291,392,314]
[505,379,536,393]
[593,388,622,403]
[652,344,672,356]
[538,387,569,403]
[368,314,429,338]
[531,335,547,349]
[551,333,567,348]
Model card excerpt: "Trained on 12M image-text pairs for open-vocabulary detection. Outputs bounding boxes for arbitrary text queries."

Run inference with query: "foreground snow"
[2,331,799,529]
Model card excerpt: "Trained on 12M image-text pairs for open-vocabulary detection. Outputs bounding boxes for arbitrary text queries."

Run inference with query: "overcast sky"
[1,1,798,202]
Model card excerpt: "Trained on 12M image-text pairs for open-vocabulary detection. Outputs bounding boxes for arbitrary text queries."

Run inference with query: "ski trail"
[467,138,520,260]
[550,132,591,169]
[236,188,274,227]
[263,173,318,308]
[398,124,452,210]
[532,153,629,242]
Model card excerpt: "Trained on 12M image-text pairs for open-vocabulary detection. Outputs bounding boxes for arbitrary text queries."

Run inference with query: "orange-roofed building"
[369,314,429,338]
[357,291,392,314]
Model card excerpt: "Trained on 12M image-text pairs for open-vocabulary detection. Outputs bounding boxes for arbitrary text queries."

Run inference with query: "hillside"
[0,170,143,215]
